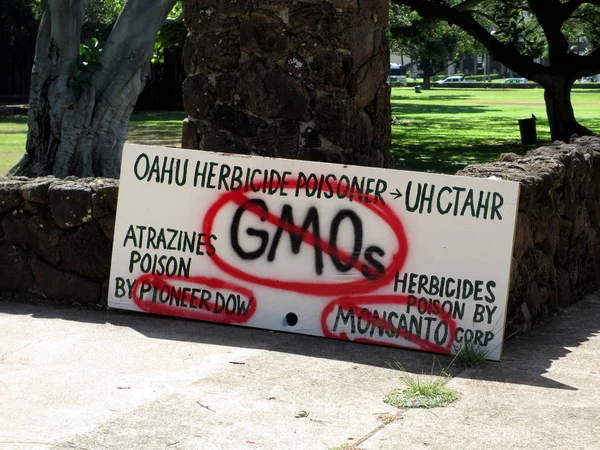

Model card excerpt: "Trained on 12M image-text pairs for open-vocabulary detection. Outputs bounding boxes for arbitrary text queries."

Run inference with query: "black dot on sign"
[285,312,298,327]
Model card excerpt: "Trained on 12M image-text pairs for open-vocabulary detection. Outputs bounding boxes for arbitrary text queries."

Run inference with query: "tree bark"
[543,78,594,142]
[422,72,433,89]
[11,0,177,179]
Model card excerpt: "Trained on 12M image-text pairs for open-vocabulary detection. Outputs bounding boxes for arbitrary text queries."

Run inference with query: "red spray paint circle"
[202,177,408,296]
[133,273,257,324]
[320,295,457,354]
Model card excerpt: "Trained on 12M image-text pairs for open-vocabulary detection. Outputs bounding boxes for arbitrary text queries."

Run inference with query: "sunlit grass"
[1,88,599,176]
[390,87,600,173]
[0,115,27,176]
[126,109,187,147]
[0,110,187,175]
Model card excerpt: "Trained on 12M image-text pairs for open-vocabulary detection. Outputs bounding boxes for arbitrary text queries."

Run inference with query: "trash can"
[518,115,537,144]
[415,85,422,93]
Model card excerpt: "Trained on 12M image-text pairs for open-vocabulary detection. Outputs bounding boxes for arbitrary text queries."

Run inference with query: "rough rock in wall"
[180,0,393,168]
[3,140,600,337]
[458,136,600,335]
[0,176,117,305]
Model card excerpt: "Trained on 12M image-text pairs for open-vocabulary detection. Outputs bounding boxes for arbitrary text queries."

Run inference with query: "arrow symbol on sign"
[391,188,403,200]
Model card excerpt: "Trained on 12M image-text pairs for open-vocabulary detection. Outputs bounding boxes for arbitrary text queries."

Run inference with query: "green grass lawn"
[390,87,600,173]
[127,110,187,147]
[0,110,187,176]
[0,114,28,176]
[1,89,599,176]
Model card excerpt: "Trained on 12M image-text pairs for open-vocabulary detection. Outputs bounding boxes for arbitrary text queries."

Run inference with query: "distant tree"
[403,26,460,88]
[390,4,480,88]
[390,0,600,142]
[11,0,178,178]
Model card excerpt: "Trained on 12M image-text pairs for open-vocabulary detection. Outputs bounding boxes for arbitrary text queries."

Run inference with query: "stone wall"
[2,136,600,335]
[0,177,118,305]
[458,136,600,334]
[180,0,393,168]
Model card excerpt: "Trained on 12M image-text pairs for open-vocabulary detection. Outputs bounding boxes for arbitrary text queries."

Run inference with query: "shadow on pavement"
[464,295,600,390]
[1,291,598,390]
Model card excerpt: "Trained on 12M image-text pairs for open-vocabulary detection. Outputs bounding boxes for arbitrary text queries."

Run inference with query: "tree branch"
[573,47,600,77]
[48,0,85,67]
[95,0,177,94]
[391,0,545,80]
[390,0,485,39]
[86,0,177,140]
[454,0,486,11]
[529,0,571,64]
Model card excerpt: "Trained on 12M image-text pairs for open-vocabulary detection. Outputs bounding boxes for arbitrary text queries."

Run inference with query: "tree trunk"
[10,0,177,179]
[543,78,594,142]
[22,59,149,178]
[422,72,433,89]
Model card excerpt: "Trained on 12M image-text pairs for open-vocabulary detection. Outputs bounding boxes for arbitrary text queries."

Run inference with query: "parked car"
[502,77,528,84]
[437,76,464,84]
[388,63,407,85]
[580,75,600,83]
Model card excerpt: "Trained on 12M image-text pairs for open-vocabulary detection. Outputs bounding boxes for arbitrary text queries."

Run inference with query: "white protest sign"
[108,144,520,360]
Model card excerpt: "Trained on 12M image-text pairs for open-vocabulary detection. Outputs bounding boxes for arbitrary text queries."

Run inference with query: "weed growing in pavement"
[452,342,489,369]
[384,359,459,409]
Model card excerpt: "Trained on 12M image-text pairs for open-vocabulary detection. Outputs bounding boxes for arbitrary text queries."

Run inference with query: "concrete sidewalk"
[0,293,598,450]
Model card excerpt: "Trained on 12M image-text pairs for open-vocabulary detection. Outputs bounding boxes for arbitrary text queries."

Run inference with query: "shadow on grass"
[391,103,497,115]
[0,129,28,135]
[393,114,539,138]
[391,93,475,102]
[393,142,535,174]
[571,89,600,95]
[0,115,28,127]
[129,110,186,123]
[127,110,186,147]
[390,111,550,173]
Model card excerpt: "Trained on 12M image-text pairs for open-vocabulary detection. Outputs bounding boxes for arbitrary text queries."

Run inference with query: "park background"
[3,86,600,176]
[2,0,600,177]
